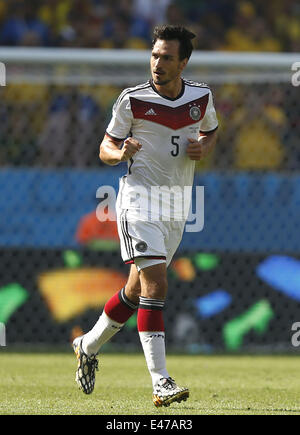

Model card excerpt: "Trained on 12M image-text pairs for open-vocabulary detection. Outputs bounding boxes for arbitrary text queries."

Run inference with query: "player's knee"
[142,277,168,300]
[125,281,141,305]
[127,282,141,296]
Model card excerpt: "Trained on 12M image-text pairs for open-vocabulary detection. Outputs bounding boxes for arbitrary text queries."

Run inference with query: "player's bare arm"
[186,130,218,161]
[99,135,142,165]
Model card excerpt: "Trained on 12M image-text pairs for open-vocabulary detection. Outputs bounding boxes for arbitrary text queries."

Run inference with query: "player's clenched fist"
[186,137,204,161]
[120,138,142,162]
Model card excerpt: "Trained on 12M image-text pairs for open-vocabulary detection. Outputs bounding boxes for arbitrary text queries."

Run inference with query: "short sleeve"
[106,93,133,141]
[200,90,218,133]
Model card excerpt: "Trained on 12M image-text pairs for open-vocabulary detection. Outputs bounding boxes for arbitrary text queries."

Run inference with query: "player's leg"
[73,264,140,394]
[123,262,141,305]
[137,261,169,382]
[81,263,140,356]
[136,260,189,407]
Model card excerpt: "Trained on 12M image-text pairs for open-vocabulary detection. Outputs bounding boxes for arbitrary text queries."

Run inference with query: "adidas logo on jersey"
[145,108,157,116]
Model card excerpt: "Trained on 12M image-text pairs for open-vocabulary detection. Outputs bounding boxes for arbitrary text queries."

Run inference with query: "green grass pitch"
[0,352,300,415]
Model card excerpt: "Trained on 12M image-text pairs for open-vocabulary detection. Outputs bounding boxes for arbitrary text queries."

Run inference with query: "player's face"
[151,39,188,87]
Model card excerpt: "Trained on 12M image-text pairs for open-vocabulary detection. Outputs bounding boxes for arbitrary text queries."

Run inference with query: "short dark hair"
[152,25,196,61]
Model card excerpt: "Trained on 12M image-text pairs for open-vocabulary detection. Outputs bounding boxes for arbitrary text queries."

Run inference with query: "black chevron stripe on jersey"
[114,81,151,109]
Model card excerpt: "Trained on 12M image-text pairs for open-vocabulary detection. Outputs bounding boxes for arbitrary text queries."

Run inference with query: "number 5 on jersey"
[171,135,180,157]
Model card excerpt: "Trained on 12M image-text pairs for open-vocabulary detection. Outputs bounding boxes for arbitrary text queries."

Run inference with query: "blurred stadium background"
[0,0,299,354]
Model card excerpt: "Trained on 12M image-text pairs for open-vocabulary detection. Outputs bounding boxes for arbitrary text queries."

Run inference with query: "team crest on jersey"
[189,105,201,121]
[135,241,147,252]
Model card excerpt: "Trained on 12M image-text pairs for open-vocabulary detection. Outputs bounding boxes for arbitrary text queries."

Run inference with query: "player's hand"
[186,137,204,161]
[120,138,142,162]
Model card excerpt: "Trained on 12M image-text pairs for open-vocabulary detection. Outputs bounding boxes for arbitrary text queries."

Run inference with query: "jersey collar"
[149,78,185,101]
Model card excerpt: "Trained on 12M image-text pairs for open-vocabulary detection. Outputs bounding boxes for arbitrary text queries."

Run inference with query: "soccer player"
[73,25,218,407]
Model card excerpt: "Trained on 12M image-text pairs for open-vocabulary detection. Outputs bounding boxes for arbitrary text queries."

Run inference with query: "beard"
[152,75,172,86]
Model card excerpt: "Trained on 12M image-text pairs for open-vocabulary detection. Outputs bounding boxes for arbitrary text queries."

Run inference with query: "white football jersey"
[106,78,218,219]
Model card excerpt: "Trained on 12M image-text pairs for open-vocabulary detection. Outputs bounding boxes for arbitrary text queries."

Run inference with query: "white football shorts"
[116,207,185,271]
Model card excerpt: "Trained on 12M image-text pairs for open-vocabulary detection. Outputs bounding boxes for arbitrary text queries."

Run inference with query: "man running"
[73,25,218,407]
